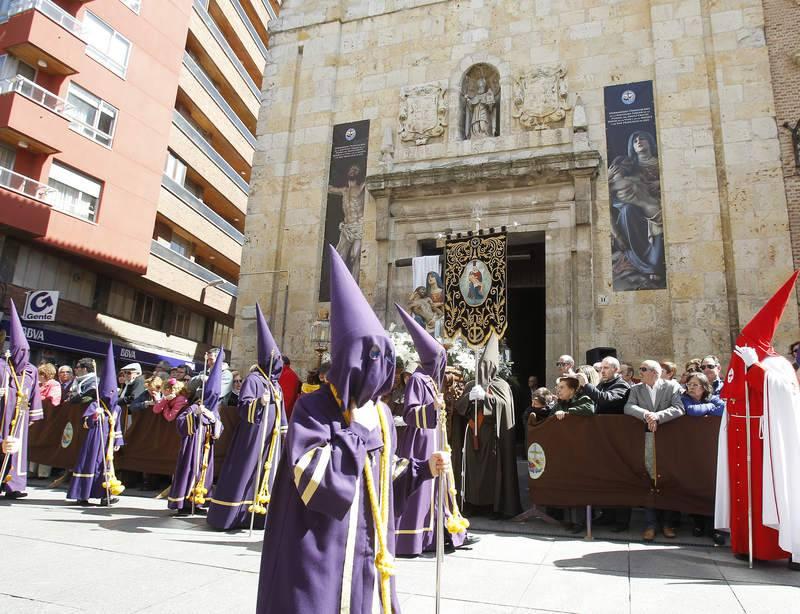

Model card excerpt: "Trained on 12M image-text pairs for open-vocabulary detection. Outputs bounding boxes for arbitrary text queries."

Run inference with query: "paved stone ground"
[1,482,798,613]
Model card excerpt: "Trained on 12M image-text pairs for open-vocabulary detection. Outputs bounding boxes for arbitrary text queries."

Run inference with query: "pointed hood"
[256,302,282,380]
[202,347,224,410]
[722,271,799,405]
[327,245,395,408]
[100,341,119,407]
[477,333,500,385]
[7,299,29,373]
[395,304,446,387]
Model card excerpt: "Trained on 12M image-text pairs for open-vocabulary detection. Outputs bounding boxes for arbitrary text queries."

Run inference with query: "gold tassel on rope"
[100,402,125,496]
[191,429,213,505]
[248,383,283,515]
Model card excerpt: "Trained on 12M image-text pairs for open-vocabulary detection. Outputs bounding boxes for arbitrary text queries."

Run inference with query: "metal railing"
[192,0,261,101]
[0,166,55,203]
[0,75,71,116]
[150,239,238,297]
[162,174,244,245]
[231,0,268,61]
[4,0,84,39]
[173,110,250,195]
[182,52,257,148]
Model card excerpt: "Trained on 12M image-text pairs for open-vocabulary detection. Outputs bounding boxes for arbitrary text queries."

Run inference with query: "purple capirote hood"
[100,341,118,407]
[395,304,446,387]
[203,347,224,410]
[255,302,282,380]
[326,245,395,409]
[6,300,29,373]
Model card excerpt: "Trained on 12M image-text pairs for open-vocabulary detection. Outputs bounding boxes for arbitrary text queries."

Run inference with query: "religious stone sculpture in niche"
[398,83,448,146]
[512,65,569,130]
[461,64,500,139]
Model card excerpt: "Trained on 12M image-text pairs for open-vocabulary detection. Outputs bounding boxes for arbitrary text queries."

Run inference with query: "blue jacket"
[681,393,725,417]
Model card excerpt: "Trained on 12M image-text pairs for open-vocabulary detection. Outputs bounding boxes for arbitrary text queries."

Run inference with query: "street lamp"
[310,308,331,368]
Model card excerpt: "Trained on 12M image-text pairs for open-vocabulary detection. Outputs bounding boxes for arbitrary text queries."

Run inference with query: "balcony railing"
[192,0,261,101]
[0,166,55,203]
[162,173,244,245]
[150,239,238,297]
[173,110,250,195]
[0,75,71,116]
[183,52,257,148]
[3,0,84,39]
[231,0,268,61]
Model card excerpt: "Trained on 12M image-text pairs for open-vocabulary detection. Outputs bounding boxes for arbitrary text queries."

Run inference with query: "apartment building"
[0,0,277,370]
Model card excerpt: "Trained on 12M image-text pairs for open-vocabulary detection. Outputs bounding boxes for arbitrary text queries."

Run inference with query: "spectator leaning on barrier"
[523,387,554,425]
[681,371,726,546]
[575,356,630,415]
[57,365,74,400]
[120,363,148,412]
[625,360,685,542]
[552,375,595,420]
[699,355,723,396]
[68,358,97,404]
[38,363,61,408]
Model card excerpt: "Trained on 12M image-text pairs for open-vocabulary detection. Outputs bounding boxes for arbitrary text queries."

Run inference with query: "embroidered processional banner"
[443,232,507,346]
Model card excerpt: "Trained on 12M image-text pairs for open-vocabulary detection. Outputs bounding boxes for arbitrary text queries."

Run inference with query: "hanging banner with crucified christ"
[443,232,508,347]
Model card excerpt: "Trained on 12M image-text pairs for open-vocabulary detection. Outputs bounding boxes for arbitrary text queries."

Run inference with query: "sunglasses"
[233,379,242,383]
[556,362,570,367]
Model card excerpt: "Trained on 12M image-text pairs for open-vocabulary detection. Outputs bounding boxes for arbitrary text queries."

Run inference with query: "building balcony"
[0,77,72,153]
[0,0,86,75]
[208,0,267,80]
[147,239,237,317]
[159,174,243,266]
[169,111,248,212]
[0,166,53,236]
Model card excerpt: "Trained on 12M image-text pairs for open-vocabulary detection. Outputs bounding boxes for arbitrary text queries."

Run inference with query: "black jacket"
[581,375,630,414]
[122,375,149,412]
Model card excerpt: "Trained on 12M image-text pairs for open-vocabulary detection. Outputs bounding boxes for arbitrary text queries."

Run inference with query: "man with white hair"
[120,362,147,412]
[625,359,684,541]
[556,354,575,384]
[575,356,630,415]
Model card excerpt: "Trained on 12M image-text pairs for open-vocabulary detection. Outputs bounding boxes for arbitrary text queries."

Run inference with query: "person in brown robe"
[454,334,521,519]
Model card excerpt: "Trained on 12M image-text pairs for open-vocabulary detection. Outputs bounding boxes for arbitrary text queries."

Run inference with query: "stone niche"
[460,63,501,140]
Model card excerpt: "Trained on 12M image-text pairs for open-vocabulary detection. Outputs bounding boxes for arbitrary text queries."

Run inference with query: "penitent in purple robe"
[394,370,464,555]
[207,372,285,529]
[0,362,43,495]
[167,403,221,510]
[67,401,124,500]
[256,386,432,614]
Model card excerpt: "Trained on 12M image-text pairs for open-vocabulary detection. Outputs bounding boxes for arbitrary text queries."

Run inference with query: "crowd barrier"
[525,415,721,516]
[28,403,242,477]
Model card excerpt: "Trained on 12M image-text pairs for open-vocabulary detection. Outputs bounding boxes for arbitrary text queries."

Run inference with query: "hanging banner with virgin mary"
[443,232,508,347]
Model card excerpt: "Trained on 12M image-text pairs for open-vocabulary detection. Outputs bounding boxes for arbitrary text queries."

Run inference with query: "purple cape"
[0,361,43,494]
[207,371,286,530]
[394,371,465,555]
[167,402,222,510]
[256,386,432,613]
[67,401,124,501]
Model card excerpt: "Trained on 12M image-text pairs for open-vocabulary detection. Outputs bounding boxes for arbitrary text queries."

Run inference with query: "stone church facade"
[233,0,798,383]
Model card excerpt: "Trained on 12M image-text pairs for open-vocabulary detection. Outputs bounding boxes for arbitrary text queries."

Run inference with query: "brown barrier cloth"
[526,415,720,516]
[28,403,88,469]
[29,404,241,477]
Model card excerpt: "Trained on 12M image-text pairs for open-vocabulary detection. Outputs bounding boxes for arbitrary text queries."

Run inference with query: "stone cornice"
[366,150,602,199]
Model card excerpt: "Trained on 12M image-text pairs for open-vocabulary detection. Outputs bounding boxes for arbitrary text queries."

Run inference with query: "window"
[169,232,192,258]
[83,12,131,78]
[132,291,161,327]
[14,60,35,82]
[92,275,111,312]
[184,177,203,200]
[65,83,118,147]
[171,306,192,338]
[0,143,15,170]
[119,0,141,14]
[164,151,187,185]
[47,162,102,222]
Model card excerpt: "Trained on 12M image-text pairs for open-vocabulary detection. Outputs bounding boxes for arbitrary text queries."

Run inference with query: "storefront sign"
[23,290,59,321]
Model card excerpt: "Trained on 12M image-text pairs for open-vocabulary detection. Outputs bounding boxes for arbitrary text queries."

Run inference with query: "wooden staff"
[91,360,112,506]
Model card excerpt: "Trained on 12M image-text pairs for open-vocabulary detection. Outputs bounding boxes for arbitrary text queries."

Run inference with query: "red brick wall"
[763,0,800,313]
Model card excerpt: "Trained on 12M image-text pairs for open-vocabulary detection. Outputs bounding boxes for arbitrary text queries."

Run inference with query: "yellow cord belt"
[249,373,283,515]
[191,411,213,505]
[3,363,29,483]
[100,401,125,496]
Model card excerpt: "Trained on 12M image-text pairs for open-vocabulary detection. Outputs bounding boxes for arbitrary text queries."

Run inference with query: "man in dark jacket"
[120,363,148,412]
[575,356,630,414]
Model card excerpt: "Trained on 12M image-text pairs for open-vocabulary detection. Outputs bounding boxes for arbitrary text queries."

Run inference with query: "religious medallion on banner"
[444,232,508,346]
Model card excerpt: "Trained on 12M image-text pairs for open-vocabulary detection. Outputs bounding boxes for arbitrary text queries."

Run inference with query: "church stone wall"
[234,0,798,381]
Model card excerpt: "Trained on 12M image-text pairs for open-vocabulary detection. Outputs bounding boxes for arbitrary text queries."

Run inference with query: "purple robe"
[207,372,286,530]
[395,371,465,555]
[66,401,124,501]
[0,361,43,495]
[167,402,222,511]
[256,387,432,614]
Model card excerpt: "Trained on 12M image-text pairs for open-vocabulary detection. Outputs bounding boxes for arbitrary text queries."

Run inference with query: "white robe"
[715,356,800,559]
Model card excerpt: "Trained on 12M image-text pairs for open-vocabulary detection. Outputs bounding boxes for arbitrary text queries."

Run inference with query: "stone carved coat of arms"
[398,83,448,145]
[512,65,569,130]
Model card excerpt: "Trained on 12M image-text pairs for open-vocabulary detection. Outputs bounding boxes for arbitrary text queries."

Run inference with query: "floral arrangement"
[387,329,514,383]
